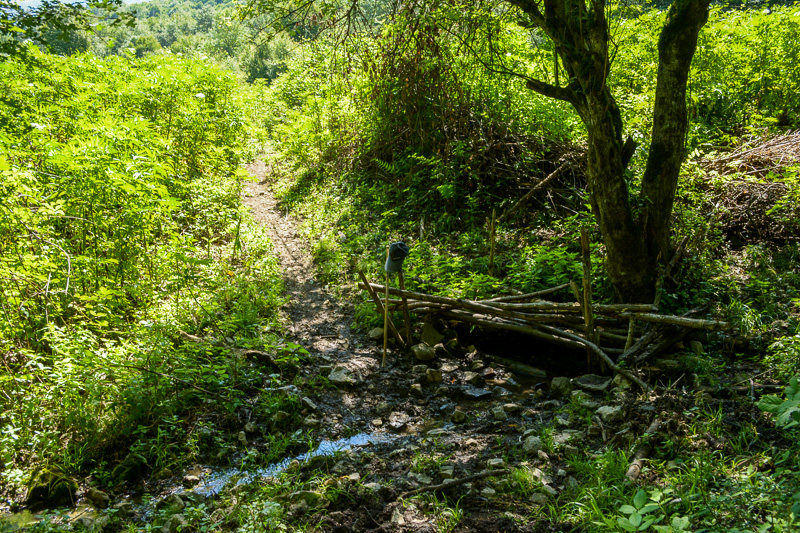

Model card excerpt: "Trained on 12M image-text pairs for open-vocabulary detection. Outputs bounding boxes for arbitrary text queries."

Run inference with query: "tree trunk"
[513,0,710,302]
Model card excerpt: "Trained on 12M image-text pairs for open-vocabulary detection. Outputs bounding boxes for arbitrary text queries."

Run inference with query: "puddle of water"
[193,432,394,497]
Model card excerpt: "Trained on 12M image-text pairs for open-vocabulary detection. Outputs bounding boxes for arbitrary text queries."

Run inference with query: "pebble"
[412,343,436,361]
[487,458,505,469]
[451,409,467,424]
[491,406,508,421]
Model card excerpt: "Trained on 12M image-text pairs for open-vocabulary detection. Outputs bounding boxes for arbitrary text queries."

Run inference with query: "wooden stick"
[398,469,508,500]
[624,317,636,351]
[484,283,571,302]
[619,312,728,330]
[580,228,598,369]
[359,272,405,350]
[383,247,390,367]
[398,270,413,349]
[626,418,661,481]
[489,208,496,275]
[499,161,569,222]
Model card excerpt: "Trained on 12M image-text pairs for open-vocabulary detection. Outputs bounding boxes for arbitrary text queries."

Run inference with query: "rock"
[111,453,146,483]
[434,343,451,357]
[530,493,549,505]
[435,386,449,396]
[522,436,543,453]
[439,466,455,480]
[653,358,680,372]
[112,501,133,518]
[503,403,523,413]
[411,364,429,377]
[571,390,600,409]
[348,473,361,483]
[244,421,256,433]
[388,412,409,430]
[611,374,632,391]
[412,343,436,361]
[444,338,461,356]
[376,401,391,414]
[492,386,512,397]
[539,399,563,410]
[481,367,496,379]
[690,340,704,355]
[25,469,78,507]
[86,487,110,509]
[368,327,384,340]
[301,397,318,411]
[76,514,111,533]
[157,494,185,513]
[459,384,492,399]
[553,430,584,447]
[161,514,188,533]
[328,365,356,385]
[451,409,467,424]
[238,431,248,445]
[426,369,443,383]
[440,362,459,373]
[371,418,383,427]
[410,384,424,398]
[487,458,505,469]
[290,490,329,510]
[154,468,173,480]
[573,374,612,393]
[491,406,507,422]
[182,474,201,487]
[303,416,320,427]
[595,405,623,423]
[391,508,406,526]
[410,472,433,485]
[501,377,522,391]
[464,372,485,387]
[549,377,572,398]
[272,411,290,422]
[555,415,571,427]
[421,323,444,347]
[481,487,497,497]
[541,484,558,496]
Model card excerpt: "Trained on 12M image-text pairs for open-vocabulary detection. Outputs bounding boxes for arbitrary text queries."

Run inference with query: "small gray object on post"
[384,241,410,273]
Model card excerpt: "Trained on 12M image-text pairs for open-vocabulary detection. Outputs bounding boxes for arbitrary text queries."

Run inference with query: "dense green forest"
[2,0,800,531]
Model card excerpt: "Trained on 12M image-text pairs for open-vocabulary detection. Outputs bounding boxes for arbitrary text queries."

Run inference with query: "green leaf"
[629,512,642,528]
[620,505,638,514]
[633,489,648,510]
[640,503,660,514]
[617,517,637,532]
[756,394,782,414]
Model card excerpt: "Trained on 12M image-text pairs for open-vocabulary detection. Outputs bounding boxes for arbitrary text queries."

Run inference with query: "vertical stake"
[580,228,600,371]
[398,269,412,349]
[383,246,390,368]
[489,208,496,276]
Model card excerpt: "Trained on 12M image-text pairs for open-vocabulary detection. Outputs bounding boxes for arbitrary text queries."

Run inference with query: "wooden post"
[398,270,413,349]
[489,209,496,276]
[580,228,599,370]
[383,246,390,368]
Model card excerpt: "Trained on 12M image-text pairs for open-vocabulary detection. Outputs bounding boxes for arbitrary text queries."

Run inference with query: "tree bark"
[513,0,710,302]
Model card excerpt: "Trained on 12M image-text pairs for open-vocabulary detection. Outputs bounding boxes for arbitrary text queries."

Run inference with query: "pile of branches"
[358,235,728,392]
[700,130,800,245]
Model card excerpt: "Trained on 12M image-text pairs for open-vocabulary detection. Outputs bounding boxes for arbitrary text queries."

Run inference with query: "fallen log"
[620,312,728,330]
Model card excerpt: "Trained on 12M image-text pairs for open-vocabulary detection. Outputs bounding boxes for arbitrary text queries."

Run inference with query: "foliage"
[0,47,286,497]
[758,377,800,429]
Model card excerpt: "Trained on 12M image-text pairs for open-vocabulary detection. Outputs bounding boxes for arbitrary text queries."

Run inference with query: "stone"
[464,372,485,387]
[238,431,247,445]
[272,411,290,422]
[487,458,505,469]
[376,401,391,414]
[549,377,572,398]
[690,340,704,355]
[161,514,188,533]
[491,406,507,421]
[157,494,185,513]
[503,403,523,413]
[611,374,632,391]
[440,362,459,373]
[522,436,543,453]
[328,365,356,385]
[112,501,133,518]
[434,343,451,357]
[290,490,329,510]
[470,360,485,371]
[301,397,318,410]
[303,416,320,427]
[421,323,444,347]
[459,385,492,399]
[182,474,201,487]
[541,484,558,496]
[539,400,563,410]
[444,338,461,356]
[493,387,512,397]
[426,369,443,383]
[86,487,110,509]
[595,405,623,423]
[388,412,409,430]
[411,364,429,377]
[481,487,497,497]
[412,343,436,361]
[26,469,78,507]
[391,508,406,526]
[244,421,256,433]
[451,409,467,424]
[530,493,549,505]
[372,418,383,427]
[555,415,571,427]
[348,473,361,483]
[435,386,449,396]
[553,430,583,446]
[481,367,496,379]
[439,466,455,480]
[410,384,424,398]
[411,472,433,485]
[368,327,384,340]
[573,374,612,393]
